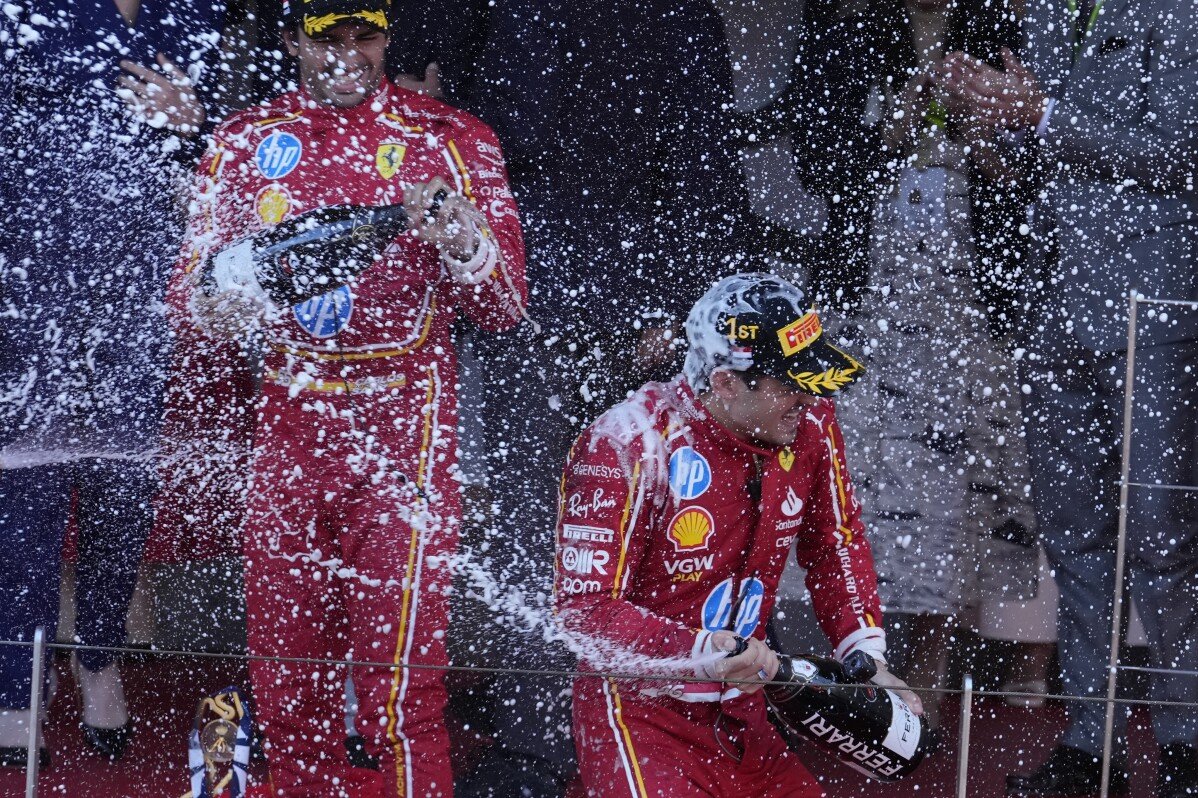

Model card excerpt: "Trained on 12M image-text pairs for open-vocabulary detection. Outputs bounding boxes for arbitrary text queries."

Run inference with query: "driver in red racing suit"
[554,274,920,797]
[173,3,528,795]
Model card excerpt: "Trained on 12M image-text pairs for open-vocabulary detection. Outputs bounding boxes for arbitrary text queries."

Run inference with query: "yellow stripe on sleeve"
[609,462,642,599]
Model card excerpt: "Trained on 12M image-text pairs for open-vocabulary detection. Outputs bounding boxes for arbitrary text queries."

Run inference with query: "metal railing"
[8,631,1198,797]
[1100,294,1198,798]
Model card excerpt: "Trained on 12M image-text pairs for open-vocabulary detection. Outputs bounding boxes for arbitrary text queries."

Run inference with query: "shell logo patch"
[255,186,292,225]
[668,506,714,553]
[777,310,822,357]
[376,142,407,179]
[255,131,302,180]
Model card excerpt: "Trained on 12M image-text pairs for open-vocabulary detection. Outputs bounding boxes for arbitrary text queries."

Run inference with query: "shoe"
[1160,743,1198,798]
[1004,680,1049,709]
[345,734,379,770]
[82,723,132,761]
[1007,744,1129,796]
[0,706,48,769]
[0,746,50,769]
[71,655,131,761]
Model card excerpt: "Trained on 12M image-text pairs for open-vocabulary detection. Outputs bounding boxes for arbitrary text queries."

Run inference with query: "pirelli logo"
[562,524,615,543]
[777,311,822,356]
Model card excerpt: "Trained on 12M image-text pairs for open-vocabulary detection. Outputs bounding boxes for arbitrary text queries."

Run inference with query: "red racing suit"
[554,378,885,798]
[172,80,527,798]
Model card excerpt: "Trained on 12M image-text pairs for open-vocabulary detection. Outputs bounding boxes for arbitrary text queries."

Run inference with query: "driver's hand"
[708,631,780,695]
[634,325,680,372]
[117,54,206,136]
[870,661,924,715]
[403,177,478,260]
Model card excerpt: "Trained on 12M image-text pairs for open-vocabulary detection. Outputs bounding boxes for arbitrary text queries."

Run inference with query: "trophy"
[183,686,252,798]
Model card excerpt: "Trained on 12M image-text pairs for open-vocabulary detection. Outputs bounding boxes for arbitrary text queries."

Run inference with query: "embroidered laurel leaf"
[788,367,858,395]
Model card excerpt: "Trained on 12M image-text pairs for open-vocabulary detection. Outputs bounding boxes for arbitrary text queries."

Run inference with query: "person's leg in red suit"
[243,388,360,796]
[573,678,823,798]
[246,369,458,798]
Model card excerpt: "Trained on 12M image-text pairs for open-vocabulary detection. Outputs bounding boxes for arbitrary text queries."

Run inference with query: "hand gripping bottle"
[762,648,928,781]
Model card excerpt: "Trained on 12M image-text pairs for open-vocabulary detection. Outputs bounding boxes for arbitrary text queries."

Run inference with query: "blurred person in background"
[741,0,1034,737]
[941,0,1198,793]
[0,0,224,766]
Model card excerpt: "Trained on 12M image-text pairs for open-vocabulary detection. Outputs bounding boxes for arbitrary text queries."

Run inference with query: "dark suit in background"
[1012,0,1198,787]
[738,0,1025,317]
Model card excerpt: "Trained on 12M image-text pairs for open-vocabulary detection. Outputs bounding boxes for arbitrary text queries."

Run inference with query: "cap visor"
[777,338,864,396]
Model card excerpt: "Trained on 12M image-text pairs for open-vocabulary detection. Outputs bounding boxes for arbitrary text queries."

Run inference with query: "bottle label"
[882,690,921,759]
[791,658,818,681]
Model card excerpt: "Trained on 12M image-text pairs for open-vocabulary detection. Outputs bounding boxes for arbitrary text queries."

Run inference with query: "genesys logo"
[570,462,623,480]
[561,546,609,576]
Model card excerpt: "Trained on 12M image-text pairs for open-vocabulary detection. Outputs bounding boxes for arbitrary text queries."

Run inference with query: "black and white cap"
[683,273,864,396]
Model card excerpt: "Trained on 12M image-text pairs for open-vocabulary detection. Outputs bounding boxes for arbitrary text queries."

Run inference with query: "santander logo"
[781,486,804,518]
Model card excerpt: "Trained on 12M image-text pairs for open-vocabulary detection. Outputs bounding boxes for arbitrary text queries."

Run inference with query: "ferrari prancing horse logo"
[376,142,407,179]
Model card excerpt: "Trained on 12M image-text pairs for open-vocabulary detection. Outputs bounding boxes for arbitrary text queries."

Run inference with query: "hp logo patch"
[669,446,711,500]
[255,131,302,179]
[701,577,765,638]
[294,285,352,338]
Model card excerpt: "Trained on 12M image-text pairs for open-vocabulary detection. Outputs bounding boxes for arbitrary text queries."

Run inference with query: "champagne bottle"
[763,650,928,781]
[202,192,444,308]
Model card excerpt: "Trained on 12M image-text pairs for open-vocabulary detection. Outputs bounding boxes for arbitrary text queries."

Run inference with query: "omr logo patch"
[294,285,352,338]
[667,507,714,552]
